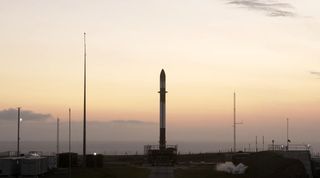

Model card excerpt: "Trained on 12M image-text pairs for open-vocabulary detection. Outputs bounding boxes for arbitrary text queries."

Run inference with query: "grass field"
[43,166,150,178]
[174,167,247,178]
[175,151,308,178]
[41,152,307,178]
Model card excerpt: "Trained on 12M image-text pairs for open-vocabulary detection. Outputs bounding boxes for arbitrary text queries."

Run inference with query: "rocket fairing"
[159,69,167,150]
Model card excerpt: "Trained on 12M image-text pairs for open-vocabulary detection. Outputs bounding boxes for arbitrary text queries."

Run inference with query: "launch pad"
[144,69,178,166]
[144,145,178,166]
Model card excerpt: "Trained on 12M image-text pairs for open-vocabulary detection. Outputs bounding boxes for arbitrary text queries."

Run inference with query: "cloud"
[109,119,155,125]
[0,108,53,122]
[310,71,320,76]
[226,0,296,17]
[310,71,320,79]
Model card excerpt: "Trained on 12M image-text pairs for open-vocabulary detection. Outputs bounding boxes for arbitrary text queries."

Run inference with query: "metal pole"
[57,118,60,154]
[255,136,258,152]
[262,136,264,151]
[69,108,71,178]
[233,92,236,152]
[83,32,87,167]
[272,140,275,151]
[17,107,21,156]
[233,92,243,153]
[287,118,289,151]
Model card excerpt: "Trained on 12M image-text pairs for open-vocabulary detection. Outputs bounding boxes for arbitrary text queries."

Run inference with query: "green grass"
[44,166,150,178]
[174,152,308,178]
[174,167,248,178]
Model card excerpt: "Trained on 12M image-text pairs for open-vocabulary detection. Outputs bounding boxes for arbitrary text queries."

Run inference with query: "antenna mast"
[83,32,87,167]
[287,118,289,151]
[17,107,21,156]
[233,92,243,152]
[69,108,72,178]
[57,118,60,154]
[234,92,236,152]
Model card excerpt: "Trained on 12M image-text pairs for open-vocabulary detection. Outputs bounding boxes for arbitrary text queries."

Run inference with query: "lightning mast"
[233,92,243,152]
[83,32,87,167]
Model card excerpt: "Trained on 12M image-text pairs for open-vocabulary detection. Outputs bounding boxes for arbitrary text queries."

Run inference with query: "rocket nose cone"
[160,69,166,80]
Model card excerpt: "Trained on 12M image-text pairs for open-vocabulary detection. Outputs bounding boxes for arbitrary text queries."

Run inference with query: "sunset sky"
[1,0,320,148]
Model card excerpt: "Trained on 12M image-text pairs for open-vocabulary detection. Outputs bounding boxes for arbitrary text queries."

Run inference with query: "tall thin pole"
[69,108,71,178]
[272,139,275,151]
[233,92,243,152]
[287,118,289,151]
[262,136,265,151]
[83,32,87,167]
[57,118,60,154]
[255,136,258,152]
[17,107,21,156]
[233,92,236,152]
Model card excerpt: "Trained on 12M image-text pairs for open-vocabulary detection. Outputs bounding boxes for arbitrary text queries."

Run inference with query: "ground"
[174,167,247,178]
[148,167,174,178]
[42,152,308,178]
[175,152,308,178]
[43,166,150,178]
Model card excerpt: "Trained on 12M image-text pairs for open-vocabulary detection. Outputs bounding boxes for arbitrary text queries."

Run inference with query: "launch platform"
[144,145,178,166]
[144,69,178,166]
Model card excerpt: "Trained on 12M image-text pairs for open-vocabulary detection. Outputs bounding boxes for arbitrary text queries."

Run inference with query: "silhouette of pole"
[17,107,21,156]
[57,118,60,154]
[233,92,236,152]
[83,32,87,167]
[233,92,243,152]
[255,136,258,152]
[262,136,265,151]
[69,108,71,178]
[272,139,275,151]
[286,118,289,151]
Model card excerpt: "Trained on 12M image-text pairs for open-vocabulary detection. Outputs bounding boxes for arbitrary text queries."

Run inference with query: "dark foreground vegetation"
[175,167,247,178]
[43,152,308,178]
[175,152,308,178]
[43,166,150,178]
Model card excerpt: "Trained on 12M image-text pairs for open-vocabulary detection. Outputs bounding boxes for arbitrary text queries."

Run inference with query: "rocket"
[159,69,167,150]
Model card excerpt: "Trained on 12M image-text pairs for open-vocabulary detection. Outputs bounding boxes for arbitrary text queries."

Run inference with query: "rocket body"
[159,69,167,150]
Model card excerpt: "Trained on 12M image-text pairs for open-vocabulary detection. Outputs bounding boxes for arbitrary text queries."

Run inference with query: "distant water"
[1,141,320,156]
